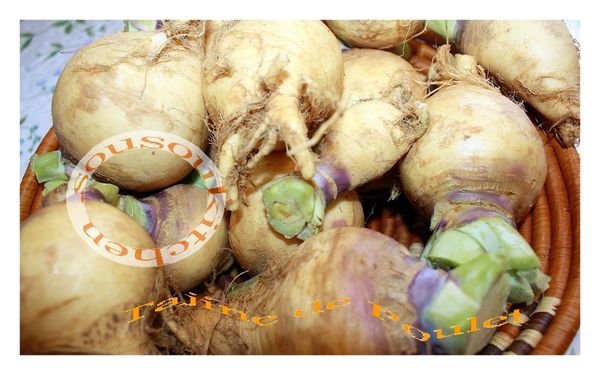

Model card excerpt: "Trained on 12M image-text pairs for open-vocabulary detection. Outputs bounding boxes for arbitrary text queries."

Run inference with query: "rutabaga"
[52,21,208,192]
[31,152,231,292]
[164,227,510,355]
[261,49,428,240]
[400,46,549,304]
[229,152,364,273]
[202,20,345,210]
[20,202,156,354]
[427,20,580,146]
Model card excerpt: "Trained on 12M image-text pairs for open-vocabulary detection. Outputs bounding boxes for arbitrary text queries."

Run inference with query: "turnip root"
[120,184,231,291]
[324,20,425,49]
[202,20,344,210]
[262,49,427,240]
[229,152,363,273]
[31,152,231,291]
[315,49,427,189]
[20,201,156,354]
[399,46,549,303]
[166,227,510,354]
[427,20,580,146]
[52,21,208,192]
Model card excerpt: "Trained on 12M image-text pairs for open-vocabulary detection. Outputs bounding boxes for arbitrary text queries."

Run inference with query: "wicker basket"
[19,37,580,355]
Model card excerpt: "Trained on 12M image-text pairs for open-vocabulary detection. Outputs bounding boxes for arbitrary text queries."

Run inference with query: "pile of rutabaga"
[20,20,579,355]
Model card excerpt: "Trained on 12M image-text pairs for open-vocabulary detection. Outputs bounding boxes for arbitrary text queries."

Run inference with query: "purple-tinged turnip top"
[167,227,509,355]
[261,48,428,240]
[32,151,230,291]
[229,152,363,273]
[400,46,549,303]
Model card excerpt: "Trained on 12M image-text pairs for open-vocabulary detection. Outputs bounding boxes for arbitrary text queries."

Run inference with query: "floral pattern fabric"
[20,20,124,177]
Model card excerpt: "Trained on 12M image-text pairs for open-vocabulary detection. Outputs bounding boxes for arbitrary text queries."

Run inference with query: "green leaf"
[50,42,63,49]
[20,116,27,125]
[20,32,34,38]
[64,23,73,34]
[20,37,32,52]
[84,26,94,36]
[45,50,59,60]
[76,20,85,24]
[52,20,69,27]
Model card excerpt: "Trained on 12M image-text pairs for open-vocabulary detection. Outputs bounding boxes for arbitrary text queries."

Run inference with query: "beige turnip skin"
[229,152,364,273]
[400,83,547,227]
[177,228,424,354]
[20,202,156,354]
[325,20,425,49]
[257,49,427,241]
[458,20,580,146]
[342,48,426,103]
[314,49,427,198]
[399,48,549,305]
[52,29,207,192]
[203,20,344,210]
[31,170,231,292]
[170,228,507,355]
